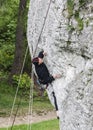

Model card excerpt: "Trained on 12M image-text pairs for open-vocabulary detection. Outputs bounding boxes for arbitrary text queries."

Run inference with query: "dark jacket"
[32,51,55,85]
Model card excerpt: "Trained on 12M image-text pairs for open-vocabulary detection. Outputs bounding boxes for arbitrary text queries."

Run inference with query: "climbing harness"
[39,81,59,118]
[37,80,59,114]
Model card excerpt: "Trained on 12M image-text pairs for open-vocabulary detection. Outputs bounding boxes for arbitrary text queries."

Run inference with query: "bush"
[0,70,8,80]
[13,73,33,89]
[0,44,14,70]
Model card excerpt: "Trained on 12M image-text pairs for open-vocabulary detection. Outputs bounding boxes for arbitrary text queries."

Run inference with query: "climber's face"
[38,58,43,65]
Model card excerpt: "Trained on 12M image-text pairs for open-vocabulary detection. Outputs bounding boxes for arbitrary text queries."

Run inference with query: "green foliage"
[0,80,29,116]
[0,20,16,45]
[79,0,86,6]
[0,1,18,72]
[67,40,71,46]
[0,0,30,79]
[79,0,92,9]
[0,80,53,116]
[0,71,8,79]
[0,0,30,75]
[67,0,74,19]
[0,44,14,70]
[74,11,84,31]
[67,25,75,32]
[67,0,84,32]
[13,73,32,89]
[0,0,19,28]
[85,19,89,27]
[0,119,59,130]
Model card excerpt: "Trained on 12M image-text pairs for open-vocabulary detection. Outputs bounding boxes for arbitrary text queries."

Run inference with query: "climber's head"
[32,51,45,65]
[32,57,43,65]
[32,57,39,65]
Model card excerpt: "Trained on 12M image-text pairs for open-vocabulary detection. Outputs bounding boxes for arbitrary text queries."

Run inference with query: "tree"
[9,0,29,83]
[0,0,18,73]
[0,0,18,29]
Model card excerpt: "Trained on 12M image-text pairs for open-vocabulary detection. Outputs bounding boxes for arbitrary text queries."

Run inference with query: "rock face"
[27,0,93,130]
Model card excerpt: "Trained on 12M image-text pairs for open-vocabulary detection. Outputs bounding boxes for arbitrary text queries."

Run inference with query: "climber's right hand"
[53,74,62,79]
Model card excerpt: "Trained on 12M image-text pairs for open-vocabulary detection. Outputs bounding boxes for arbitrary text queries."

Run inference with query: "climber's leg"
[52,91,59,119]
[52,91,58,111]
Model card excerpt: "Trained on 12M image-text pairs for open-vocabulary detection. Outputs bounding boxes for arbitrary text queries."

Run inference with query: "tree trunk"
[9,0,28,83]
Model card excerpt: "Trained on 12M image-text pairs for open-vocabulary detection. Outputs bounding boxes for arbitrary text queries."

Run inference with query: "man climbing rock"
[32,50,61,119]
[32,50,61,87]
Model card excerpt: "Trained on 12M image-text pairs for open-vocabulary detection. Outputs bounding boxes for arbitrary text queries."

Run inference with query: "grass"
[67,0,74,19]
[74,11,84,31]
[0,80,54,117]
[0,119,59,130]
[79,0,86,7]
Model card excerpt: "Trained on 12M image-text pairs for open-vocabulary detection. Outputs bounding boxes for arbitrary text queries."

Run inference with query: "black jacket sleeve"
[38,51,44,58]
[39,75,55,85]
[46,75,55,84]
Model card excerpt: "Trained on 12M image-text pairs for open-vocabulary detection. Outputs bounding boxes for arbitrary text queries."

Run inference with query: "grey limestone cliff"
[27,0,93,129]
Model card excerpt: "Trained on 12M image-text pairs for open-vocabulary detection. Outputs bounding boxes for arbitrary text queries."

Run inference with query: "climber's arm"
[46,75,55,84]
[47,74,62,83]
[38,50,47,59]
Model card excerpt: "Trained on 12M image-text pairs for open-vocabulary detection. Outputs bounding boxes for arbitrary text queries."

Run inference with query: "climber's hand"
[43,51,47,56]
[53,74,62,79]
